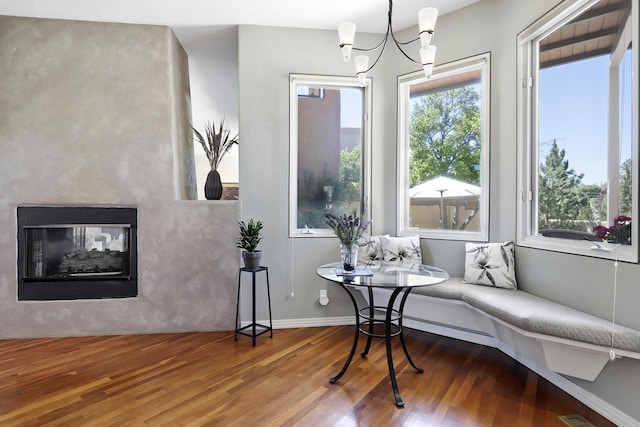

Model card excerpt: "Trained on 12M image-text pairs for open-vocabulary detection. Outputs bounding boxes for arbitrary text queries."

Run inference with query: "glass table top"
[317,261,449,289]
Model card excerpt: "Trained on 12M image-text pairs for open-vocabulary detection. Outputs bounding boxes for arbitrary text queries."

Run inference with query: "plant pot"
[204,170,223,200]
[242,250,263,271]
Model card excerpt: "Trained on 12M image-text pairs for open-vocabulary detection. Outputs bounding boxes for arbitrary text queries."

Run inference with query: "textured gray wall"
[0,16,239,338]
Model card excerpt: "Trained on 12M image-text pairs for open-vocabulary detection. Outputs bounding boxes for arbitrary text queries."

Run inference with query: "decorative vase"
[204,170,223,200]
[340,242,358,272]
[242,250,263,271]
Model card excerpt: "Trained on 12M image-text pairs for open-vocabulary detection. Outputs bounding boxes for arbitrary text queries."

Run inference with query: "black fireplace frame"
[17,206,138,301]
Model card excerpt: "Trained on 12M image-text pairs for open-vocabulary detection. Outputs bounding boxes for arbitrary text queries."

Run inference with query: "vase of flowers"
[324,211,370,271]
[593,215,632,245]
[191,119,239,200]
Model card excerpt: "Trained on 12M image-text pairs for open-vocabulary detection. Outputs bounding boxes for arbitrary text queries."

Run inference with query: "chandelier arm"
[390,30,422,64]
[352,38,386,53]
[365,32,389,72]
[394,36,421,46]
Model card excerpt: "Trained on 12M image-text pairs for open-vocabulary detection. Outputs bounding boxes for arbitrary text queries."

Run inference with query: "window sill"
[517,234,636,263]
[399,228,487,242]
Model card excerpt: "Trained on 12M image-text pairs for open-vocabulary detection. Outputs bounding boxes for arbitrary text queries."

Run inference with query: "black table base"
[330,283,423,407]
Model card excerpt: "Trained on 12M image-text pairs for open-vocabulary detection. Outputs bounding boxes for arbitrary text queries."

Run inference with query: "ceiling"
[0,0,482,36]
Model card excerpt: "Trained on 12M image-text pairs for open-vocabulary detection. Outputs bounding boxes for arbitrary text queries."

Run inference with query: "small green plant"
[237,219,263,252]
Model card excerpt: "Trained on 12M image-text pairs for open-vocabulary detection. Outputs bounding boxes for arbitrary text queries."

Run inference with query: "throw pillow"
[380,236,423,263]
[357,234,388,262]
[463,241,517,290]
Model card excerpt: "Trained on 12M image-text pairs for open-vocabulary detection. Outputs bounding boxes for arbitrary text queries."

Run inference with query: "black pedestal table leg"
[398,288,423,373]
[386,287,405,407]
[361,286,375,357]
[330,282,360,384]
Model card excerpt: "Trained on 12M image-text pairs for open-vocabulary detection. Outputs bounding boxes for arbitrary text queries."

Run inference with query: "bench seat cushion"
[461,286,640,353]
[411,276,475,300]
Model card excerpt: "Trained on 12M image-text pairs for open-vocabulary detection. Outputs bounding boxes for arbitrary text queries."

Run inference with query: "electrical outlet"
[319,289,329,306]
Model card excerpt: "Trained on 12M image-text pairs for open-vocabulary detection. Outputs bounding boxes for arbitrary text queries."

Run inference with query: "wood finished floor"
[0,326,616,426]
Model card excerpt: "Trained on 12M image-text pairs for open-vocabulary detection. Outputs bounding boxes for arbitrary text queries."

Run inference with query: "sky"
[539,51,633,185]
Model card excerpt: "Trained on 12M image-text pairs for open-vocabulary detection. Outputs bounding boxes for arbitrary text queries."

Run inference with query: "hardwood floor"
[0,326,616,426]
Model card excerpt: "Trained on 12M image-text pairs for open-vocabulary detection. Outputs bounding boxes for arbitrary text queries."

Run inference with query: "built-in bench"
[362,277,640,381]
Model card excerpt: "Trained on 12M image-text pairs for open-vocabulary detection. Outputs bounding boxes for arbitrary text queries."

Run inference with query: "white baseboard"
[240,316,354,329]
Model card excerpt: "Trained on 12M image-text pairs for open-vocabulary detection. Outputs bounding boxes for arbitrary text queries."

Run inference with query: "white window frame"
[397,53,491,241]
[289,74,372,238]
[516,0,639,262]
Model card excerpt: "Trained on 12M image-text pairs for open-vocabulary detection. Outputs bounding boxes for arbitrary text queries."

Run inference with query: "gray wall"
[0,16,239,337]
[236,0,640,421]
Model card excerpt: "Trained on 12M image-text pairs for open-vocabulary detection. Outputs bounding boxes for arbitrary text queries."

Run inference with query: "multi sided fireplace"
[17,206,138,301]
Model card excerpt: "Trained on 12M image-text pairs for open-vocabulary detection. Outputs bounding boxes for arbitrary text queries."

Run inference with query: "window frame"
[396,52,491,241]
[516,0,639,262]
[288,74,372,238]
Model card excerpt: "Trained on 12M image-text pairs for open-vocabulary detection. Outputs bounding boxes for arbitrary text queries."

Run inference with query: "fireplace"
[17,206,138,301]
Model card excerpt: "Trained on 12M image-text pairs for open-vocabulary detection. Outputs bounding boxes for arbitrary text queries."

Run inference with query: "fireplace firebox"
[17,206,138,301]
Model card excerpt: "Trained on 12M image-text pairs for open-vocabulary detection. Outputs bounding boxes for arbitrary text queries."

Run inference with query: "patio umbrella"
[409,175,481,228]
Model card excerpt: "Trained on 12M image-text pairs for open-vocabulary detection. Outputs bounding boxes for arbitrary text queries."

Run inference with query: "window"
[289,74,371,237]
[397,53,490,241]
[517,0,638,261]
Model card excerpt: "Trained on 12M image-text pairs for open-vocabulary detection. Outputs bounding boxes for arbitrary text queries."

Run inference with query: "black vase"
[204,170,223,200]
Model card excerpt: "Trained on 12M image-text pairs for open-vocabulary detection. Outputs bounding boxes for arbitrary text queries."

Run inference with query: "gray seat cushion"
[411,276,475,300]
[461,286,640,353]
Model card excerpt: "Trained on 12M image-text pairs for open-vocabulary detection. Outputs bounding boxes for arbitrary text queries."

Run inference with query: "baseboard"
[240,316,354,329]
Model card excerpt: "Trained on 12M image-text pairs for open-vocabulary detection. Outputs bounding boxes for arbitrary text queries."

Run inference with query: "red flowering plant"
[593,215,632,245]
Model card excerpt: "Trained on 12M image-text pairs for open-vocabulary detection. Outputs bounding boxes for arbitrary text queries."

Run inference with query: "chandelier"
[338,1,438,85]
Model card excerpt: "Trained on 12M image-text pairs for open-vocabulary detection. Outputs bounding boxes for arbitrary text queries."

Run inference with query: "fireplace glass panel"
[24,225,131,280]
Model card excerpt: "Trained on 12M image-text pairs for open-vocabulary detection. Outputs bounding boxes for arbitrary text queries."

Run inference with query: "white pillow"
[380,236,422,263]
[357,234,388,262]
[463,241,517,290]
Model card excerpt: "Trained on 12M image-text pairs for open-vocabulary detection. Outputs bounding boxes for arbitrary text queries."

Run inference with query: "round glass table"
[317,261,449,407]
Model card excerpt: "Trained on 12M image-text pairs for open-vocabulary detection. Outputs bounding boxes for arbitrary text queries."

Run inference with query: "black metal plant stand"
[235,266,273,346]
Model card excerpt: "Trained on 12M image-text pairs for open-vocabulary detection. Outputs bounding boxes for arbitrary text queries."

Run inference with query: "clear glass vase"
[340,242,358,272]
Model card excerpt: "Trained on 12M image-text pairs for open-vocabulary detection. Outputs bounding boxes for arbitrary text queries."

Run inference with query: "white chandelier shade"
[338,1,438,83]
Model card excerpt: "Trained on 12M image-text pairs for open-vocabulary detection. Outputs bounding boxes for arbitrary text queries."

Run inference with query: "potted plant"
[191,119,239,200]
[237,219,263,270]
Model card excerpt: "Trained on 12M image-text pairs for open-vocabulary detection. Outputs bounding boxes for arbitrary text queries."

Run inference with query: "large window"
[397,53,490,241]
[289,75,371,237]
[517,0,638,261]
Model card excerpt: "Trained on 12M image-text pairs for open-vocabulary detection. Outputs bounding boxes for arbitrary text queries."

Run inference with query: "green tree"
[339,145,361,203]
[409,87,481,187]
[620,158,632,216]
[538,140,589,230]
[297,146,362,228]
